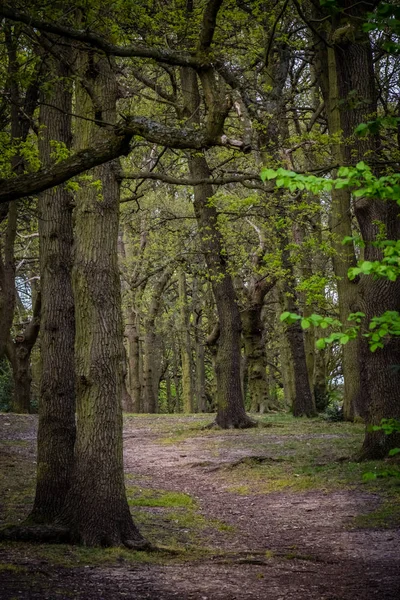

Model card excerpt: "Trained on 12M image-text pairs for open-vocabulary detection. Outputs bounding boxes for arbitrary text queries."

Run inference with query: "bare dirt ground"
[0,413,399,599]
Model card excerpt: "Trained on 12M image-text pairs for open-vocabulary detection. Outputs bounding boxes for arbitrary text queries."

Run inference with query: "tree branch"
[0,116,251,203]
[0,5,203,68]
[121,170,271,188]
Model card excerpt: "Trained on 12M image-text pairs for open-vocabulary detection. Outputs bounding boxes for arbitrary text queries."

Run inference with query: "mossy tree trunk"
[29,45,76,524]
[315,39,360,420]
[242,304,270,413]
[57,50,145,547]
[331,0,400,456]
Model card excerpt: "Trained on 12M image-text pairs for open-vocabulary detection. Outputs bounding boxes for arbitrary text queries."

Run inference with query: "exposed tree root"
[0,524,71,544]
[0,524,152,550]
[202,416,258,430]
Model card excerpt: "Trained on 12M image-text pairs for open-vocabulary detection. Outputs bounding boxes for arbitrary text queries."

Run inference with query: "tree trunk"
[278,235,316,417]
[242,305,270,413]
[142,267,172,413]
[57,49,145,547]
[331,1,400,456]
[29,46,76,524]
[180,67,253,428]
[6,293,41,414]
[126,308,142,412]
[171,336,181,412]
[178,269,194,412]
[315,39,360,420]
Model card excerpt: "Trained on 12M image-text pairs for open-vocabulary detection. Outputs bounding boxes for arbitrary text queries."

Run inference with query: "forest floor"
[0,413,400,599]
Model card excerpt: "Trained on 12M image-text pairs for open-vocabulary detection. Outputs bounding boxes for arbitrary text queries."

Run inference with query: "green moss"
[0,563,27,573]
[126,486,195,508]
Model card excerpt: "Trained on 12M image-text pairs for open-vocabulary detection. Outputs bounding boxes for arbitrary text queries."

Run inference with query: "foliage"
[323,402,344,422]
[269,160,400,352]
[371,419,400,458]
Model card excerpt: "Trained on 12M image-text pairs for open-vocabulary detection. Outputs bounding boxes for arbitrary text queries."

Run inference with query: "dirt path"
[1,413,400,599]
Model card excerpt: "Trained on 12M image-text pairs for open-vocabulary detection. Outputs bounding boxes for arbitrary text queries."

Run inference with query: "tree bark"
[142,267,172,413]
[180,66,253,428]
[6,293,41,414]
[178,269,194,412]
[278,233,316,417]
[314,38,360,420]
[57,49,145,546]
[29,45,76,524]
[331,0,400,456]
[126,307,142,412]
[193,281,207,413]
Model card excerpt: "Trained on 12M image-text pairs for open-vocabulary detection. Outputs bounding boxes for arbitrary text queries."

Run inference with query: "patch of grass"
[125,485,234,551]
[352,498,400,529]
[0,563,27,573]
[126,486,195,508]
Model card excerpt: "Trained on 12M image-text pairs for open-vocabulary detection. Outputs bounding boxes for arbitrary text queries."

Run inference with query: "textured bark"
[142,267,173,413]
[57,49,145,546]
[0,203,17,360]
[279,235,316,418]
[190,154,253,428]
[29,46,76,524]
[314,39,360,420]
[0,27,20,360]
[193,280,207,413]
[171,336,181,412]
[180,66,253,428]
[242,306,270,413]
[126,308,142,412]
[331,1,400,456]
[178,270,194,412]
[6,293,41,414]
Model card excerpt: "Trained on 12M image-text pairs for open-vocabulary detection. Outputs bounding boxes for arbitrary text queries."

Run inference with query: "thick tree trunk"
[57,50,145,547]
[331,1,400,456]
[315,40,360,420]
[29,47,76,524]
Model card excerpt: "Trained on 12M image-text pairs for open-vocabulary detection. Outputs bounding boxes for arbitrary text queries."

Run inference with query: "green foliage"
[323,402,344,422]
[348,240,400,282]
[363,3,400,54]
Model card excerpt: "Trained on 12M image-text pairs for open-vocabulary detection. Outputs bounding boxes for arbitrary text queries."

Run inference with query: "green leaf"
[261,168,277,182]
[362,472,377,481]
[388,448,400,456]
[280,312,291,322]
[355,123,369,136]
[301,318,310,329]
[316,338,326,350]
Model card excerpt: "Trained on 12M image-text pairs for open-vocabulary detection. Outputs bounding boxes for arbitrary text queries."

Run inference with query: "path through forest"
[0,413,400,599]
